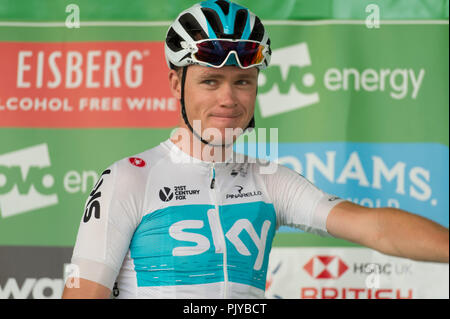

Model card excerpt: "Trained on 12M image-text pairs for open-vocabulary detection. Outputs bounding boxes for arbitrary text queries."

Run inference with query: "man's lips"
[209,113,241,118]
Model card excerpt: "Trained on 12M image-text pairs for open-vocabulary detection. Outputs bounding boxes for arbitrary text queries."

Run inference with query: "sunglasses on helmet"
[187,39,267,69]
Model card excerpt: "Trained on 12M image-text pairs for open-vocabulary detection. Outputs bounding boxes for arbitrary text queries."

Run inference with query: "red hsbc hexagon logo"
[303,256,348,279]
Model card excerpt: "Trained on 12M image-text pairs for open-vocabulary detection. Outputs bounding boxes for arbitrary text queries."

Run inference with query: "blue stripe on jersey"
[129,201,276,290]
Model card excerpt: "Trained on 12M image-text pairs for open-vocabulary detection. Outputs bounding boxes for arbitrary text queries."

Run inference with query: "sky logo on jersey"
[130,201,277,290]
[0,143,58,218]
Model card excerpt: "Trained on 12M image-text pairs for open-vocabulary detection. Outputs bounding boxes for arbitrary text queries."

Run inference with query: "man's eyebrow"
[197,71,225,79]
[198,71,255,79]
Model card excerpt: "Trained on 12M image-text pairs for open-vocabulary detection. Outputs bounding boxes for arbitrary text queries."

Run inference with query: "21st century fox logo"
[0,144,58,218]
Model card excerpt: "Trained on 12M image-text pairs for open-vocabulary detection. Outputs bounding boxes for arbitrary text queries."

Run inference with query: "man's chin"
[202,126,246,146]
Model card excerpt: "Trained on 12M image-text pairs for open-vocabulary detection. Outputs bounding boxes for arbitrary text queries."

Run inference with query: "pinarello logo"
[129,157,146,167]
[303,256,348,279]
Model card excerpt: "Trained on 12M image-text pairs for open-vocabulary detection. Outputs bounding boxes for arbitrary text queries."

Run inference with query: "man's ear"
[168,69,181,100]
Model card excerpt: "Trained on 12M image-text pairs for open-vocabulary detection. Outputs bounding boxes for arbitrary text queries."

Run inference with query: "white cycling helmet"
[165,0,272,70]
[165,0,271,146]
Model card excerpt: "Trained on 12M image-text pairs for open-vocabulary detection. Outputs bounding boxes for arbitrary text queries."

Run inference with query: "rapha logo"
[0,144,58,218]
[303,255,349,279]
[257,42,319,117]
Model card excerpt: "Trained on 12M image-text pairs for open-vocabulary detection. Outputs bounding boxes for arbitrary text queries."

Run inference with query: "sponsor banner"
[0,0,448,300]
[256,25,448,145]
[0,41,179,128]
[0,0,446,22]
[276,142,449,226]
[0,141,99,246]
[238,142,449,229]
[1,138,448,246]
[0,24,446,142]
[0,246,73,299]
[0,132,168,246]
[265,247,449,299]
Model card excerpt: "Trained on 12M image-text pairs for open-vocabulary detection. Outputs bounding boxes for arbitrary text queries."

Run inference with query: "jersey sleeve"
[261,164,345,237]
[70,160,142,289]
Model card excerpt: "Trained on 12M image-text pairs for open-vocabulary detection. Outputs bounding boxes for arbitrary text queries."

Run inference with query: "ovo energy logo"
[257,43,319,117]
[303,255,349,279]
[257,42,426,118]
[0,144,58,218]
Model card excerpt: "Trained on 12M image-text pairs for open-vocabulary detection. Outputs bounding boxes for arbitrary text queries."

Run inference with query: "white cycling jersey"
[71,138,344,298]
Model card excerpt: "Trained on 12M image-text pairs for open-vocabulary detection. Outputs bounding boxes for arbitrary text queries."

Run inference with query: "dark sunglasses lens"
[195,40,227,66]
[236,42,262,67]
[195,40,264,67]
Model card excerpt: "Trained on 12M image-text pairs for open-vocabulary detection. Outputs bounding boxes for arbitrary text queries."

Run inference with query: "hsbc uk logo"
[0,144,58,218]
[303,255,349,279]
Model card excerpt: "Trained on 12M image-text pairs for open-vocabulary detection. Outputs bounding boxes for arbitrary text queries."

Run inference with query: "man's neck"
[170,127,234,163]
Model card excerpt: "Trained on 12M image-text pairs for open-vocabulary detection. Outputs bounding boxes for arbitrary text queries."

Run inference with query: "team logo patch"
[225,185,262,199]
[159,185,200,202]
[83,169,111,223]
[129,157,146,167]
[159,187,174,202]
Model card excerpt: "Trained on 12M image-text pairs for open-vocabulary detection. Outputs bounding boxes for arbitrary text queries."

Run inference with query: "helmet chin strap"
[180,66,255,148]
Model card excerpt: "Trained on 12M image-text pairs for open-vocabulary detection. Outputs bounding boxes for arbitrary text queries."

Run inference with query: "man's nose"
[218,83,237,108]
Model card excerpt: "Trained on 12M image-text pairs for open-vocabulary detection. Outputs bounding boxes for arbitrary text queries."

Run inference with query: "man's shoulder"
[107,141,170,179]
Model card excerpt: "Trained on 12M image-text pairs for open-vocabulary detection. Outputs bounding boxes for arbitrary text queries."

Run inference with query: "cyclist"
[62,0,448,299]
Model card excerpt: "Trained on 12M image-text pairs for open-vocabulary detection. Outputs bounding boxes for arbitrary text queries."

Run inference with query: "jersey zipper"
[209,162,229,299]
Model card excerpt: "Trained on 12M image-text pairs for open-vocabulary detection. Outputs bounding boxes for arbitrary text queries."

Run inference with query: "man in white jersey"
[62,0,449,299]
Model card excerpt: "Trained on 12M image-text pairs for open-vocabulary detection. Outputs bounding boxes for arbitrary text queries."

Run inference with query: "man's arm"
[62,278,111,299]
[326,201,449,263]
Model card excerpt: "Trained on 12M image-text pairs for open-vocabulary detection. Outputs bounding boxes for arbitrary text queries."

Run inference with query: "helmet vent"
[166,27,184,52]
[248,16,264,42]
[215,0,230,15]
[233,9,248,39]
[179,12,208,41]
[201,7,224,37]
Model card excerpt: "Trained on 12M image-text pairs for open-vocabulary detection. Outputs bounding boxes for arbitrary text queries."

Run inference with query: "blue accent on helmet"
[224,52,239,66]
[200,0,251,40]
[198,1,253,67]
